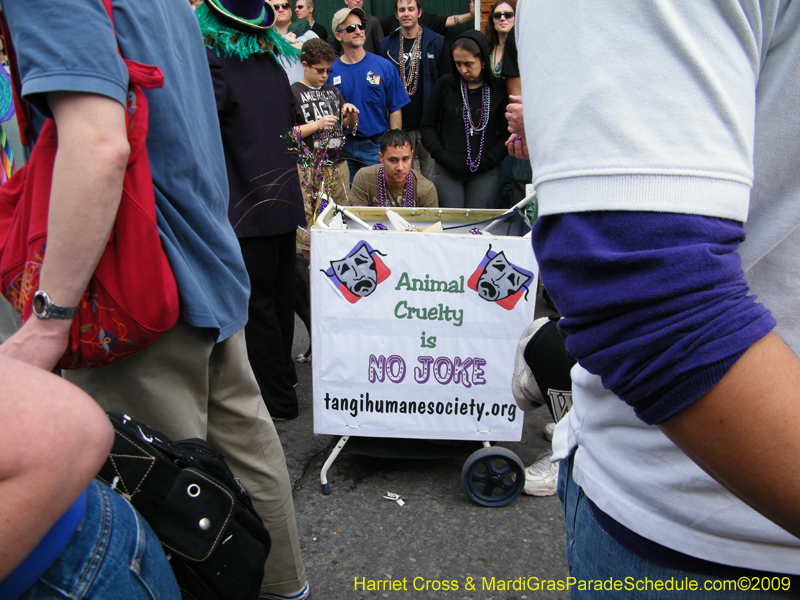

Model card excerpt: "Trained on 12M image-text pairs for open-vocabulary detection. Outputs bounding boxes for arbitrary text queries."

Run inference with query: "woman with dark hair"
[420,31,508,208]
[484,0,515,78]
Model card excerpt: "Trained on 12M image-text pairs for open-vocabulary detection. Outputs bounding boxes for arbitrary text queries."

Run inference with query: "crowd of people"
[2,0,800,598]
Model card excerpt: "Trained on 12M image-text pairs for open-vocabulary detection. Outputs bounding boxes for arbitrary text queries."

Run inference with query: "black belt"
[355,133,382,142]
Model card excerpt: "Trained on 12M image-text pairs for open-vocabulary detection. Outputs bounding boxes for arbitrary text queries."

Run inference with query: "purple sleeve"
[532,212,775,425]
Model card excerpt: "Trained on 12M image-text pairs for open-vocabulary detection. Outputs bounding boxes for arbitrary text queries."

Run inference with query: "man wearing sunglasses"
[330,0,384,55]
[294,0,327,42]
[272,0,318,84]
[330,7,409,182]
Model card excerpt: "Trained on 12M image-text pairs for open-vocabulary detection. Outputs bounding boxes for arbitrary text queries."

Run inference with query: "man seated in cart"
[349,129,438,208]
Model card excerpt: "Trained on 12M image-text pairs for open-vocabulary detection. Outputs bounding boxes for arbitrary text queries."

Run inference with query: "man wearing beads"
[330,7,409,182]
[379,0,444,181]
[350,129,438,208]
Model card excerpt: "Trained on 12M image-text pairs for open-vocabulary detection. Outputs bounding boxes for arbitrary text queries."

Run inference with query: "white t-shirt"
[518,0,800,573]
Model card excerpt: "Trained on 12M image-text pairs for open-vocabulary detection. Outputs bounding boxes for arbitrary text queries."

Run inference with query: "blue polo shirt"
[1,0,250,341]
[330,51,409,138]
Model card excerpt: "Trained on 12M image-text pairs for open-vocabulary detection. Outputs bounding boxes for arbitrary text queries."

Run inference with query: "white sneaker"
[523,450,558,496]
[543,422,556,441]
[261,582,310,600]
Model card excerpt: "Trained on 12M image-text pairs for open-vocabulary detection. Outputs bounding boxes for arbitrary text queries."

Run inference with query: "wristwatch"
[31,290,78,320]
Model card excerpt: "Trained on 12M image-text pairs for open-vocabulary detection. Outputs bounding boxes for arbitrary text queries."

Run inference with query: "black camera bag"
[97,412,271,600]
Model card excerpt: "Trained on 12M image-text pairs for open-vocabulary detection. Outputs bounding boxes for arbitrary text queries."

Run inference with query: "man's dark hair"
[394,0,421,13]
[300,38,336,65]
[380,129,412,153]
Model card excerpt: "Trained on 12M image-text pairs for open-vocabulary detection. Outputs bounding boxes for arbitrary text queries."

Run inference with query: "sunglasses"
[312,67,334,74]
[337,22,365,34]
[273,3,291,9]
[492,11,514,19]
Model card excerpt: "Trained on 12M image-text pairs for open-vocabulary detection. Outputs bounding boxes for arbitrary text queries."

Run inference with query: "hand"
[341,103,360,117]
[506,132,529,159]
[283,32,298,43]
[318,115,339,131]
[506,95,524,135]
[0,317,71,372]
[469,0,475,16]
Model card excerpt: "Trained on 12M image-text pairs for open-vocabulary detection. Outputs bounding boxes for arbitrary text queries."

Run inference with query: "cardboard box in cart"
[310,206,538,443]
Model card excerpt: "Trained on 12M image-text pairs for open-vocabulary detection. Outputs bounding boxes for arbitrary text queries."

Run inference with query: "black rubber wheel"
[462,446,525,507]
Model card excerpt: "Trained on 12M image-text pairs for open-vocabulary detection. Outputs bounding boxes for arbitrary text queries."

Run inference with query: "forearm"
[0,92,128,370]
[446,11,473,27]
[297,122,322,138]
[0,355,114,580]
[660,332,800,539]
[41,92,129,308]
[447,1,474,27]
[389,109,402,130]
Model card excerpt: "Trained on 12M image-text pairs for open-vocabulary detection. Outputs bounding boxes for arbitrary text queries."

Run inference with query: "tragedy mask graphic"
[324,241,391,303]
[468,246,533,310]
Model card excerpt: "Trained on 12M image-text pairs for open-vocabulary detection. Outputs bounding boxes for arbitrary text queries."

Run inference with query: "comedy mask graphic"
[324,241,391,303]
[468,246,533,310]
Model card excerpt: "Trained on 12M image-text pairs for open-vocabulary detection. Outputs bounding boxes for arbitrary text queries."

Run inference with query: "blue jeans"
[558,455,796,599]
[21,480,180,600]
[344,136,380,183]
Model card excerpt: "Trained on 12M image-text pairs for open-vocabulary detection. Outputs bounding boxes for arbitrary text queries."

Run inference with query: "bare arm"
[296,115,339,139]
[446,1,474,27]
[0,92,129,370]
[389,109,402,130]
[0,354,114,580]
[506,76,521,98]
[660,332,800,538]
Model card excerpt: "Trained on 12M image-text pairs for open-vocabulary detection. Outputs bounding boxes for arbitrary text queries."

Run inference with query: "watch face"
[32,293,47,316]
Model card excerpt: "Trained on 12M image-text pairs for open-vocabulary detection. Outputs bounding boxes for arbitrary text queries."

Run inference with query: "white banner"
[310,228,537,441]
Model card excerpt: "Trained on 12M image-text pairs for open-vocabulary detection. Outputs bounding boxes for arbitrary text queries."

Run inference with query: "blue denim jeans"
[21,480,180,600]
[344,136,380,183]
[558,455,795,599]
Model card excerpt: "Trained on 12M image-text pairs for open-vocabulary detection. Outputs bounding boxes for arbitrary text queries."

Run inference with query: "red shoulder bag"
[0,1,179,369]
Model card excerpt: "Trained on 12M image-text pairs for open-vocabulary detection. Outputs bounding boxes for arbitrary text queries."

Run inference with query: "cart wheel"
[462,446,525,507]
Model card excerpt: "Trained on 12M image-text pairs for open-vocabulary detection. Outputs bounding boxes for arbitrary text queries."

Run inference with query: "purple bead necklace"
[461,78,490,173]
[378,166,414,207]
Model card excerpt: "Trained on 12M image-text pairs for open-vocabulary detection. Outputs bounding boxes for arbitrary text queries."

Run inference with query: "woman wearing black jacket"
[420,30,508,208]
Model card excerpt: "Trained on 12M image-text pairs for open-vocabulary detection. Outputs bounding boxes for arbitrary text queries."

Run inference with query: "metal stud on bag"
[199,518,211,531]
[187,484,200,497]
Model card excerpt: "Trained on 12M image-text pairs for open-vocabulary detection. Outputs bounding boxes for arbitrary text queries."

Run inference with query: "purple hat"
[205,0,275,32]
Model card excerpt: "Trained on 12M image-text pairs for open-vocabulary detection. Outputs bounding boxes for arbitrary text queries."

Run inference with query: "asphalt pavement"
[275,286,570,600]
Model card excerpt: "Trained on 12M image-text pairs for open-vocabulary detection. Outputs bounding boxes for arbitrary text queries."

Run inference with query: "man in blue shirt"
[0,0,307,598]
[330,6,409,182]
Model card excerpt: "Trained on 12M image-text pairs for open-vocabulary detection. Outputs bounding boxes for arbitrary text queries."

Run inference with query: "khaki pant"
[66,318,306,597]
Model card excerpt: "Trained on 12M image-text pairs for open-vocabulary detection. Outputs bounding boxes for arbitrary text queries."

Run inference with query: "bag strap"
[0,0,163,147]
[0,12,31,146]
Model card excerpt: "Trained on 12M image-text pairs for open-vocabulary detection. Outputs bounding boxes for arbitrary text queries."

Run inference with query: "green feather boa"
[196,3,300,62]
